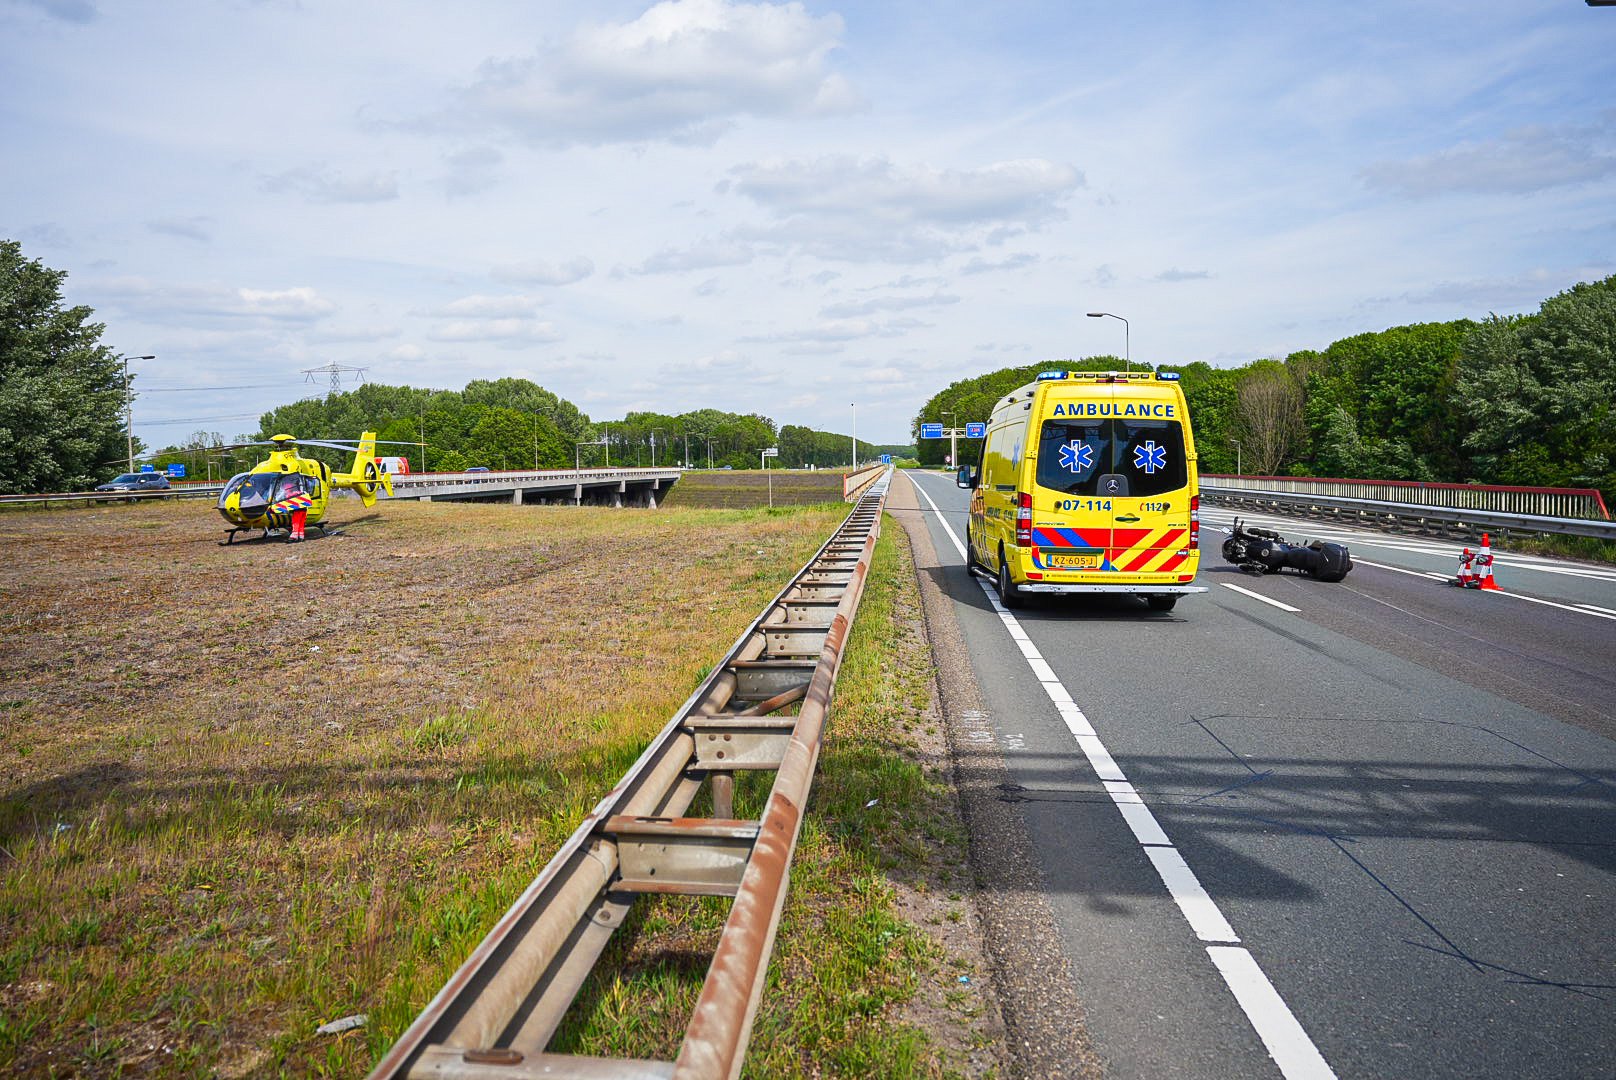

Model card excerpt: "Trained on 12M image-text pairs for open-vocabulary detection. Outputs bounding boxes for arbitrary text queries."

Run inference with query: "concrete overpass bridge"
[379,467,681,507]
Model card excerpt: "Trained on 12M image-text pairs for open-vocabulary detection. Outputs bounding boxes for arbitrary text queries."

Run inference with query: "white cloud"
[260,165,399,204]
[961,253,1038,274]
[630,240,754,275]
[657,349,780,387]
[1155,268,1211,282]
[861,366,909,385]
[718,156,1081,262]
[741,316,926,344]
[236,287,337,319]
[490,257,595,286]
[307,325,402,344]
[420,294,546,319]
[147,217,212,243]
[16,0,96,23]
[439,0,858,147]
[440,146,504,198]
[1361,118,1616,198]
[426,319,564,345]
[93,279,338,322]
[819,292,958,318]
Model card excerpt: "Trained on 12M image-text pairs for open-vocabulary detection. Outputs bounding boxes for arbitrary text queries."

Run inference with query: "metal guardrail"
[368,470,893,1080]
[1204,474,1610,520]
[0,483,226,507]
[841,463,885,501]
[1202,484,1616,541]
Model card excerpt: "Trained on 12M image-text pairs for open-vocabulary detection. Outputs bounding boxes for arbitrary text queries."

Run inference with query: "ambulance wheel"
[965,525,983,574]
[996,549,1023,609]
[1146,594,1178,612]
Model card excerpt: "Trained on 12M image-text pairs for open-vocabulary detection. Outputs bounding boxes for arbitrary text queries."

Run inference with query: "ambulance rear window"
[1035,419,1187,497]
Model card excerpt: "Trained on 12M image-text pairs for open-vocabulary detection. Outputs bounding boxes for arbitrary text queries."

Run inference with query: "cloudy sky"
[4,0,1612,447]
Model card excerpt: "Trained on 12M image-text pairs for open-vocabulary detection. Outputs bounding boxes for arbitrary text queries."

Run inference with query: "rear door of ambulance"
[1029,379,1197,581]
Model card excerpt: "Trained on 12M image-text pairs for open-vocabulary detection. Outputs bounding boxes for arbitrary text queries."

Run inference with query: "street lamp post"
[941,410,956,468]
[119,354,156,471]
[1086,312,1130,371]
[1231,439,1242,476]
[850,403,857,469]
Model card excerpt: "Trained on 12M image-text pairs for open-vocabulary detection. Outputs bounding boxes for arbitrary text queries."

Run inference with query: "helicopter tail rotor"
[331,431,394,508]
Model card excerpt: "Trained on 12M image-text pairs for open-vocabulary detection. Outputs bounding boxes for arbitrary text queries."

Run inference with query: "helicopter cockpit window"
[276,473,309,500]
[219,473,285,507]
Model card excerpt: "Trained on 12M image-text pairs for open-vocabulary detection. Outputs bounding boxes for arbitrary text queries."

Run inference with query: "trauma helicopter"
[215,432,399,544]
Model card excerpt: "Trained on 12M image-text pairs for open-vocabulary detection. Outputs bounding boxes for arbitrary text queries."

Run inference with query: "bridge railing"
[1202,479,1616,541]
[1203,475,1610,521]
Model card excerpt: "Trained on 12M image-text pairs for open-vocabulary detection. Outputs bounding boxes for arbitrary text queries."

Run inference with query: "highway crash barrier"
[367,471,894,1080]
[841,463,885,501]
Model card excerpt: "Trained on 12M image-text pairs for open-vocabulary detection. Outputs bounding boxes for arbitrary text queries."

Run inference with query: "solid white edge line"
[1144,846,1240,943]
[1208,947,1339,1080]
[1219,581,1301,612]
[908,471,1336,1078]
[1306,556,1616,620]
[1482,588,1616,620]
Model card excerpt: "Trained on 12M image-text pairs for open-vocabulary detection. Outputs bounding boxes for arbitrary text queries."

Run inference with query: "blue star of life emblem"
[1133,440,1167,474]
[1059,440,1095,473]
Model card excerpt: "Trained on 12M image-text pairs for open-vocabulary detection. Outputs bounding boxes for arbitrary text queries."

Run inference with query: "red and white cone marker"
[1475,533,1500,591]
[1454,547,1475,587]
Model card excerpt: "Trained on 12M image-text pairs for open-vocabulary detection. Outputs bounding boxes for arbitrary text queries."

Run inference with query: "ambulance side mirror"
[956,465,978,489]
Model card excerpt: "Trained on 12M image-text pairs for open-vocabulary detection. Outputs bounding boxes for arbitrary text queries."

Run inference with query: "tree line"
[914,275,1616,504]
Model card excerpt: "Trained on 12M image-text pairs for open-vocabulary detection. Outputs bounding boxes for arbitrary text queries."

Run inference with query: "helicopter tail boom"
[331,431,393,507]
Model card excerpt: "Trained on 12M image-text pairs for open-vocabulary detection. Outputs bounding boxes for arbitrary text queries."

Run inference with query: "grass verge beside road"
[0,498,993,1076]
[661,469,847,509]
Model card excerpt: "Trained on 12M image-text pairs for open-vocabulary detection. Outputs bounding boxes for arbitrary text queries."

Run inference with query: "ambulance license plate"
[1049,554,1101,569]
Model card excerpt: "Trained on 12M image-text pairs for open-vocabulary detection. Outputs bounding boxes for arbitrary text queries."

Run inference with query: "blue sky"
[3,0,1612,447]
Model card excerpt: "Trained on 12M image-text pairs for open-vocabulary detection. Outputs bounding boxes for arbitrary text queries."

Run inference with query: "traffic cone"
[1475,533,1500,591]
[1454,547,1475,587]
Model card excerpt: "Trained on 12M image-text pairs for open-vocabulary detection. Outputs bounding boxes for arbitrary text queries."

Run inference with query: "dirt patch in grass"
[0,496,1002,1077]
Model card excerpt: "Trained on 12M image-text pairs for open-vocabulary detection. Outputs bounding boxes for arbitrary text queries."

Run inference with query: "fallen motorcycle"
[1221,517,1353,582]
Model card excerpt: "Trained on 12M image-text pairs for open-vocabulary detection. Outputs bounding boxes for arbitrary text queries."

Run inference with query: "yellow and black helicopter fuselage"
[217,433,391,544]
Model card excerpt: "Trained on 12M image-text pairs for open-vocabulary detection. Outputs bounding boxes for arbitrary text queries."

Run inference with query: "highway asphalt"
[898,470,1616,1080]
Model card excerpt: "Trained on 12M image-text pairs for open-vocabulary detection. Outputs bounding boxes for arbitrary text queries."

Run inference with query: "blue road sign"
[965,422,986,438]
[920,423,944,439]
[166,463,187,478]
[880,453,892,465]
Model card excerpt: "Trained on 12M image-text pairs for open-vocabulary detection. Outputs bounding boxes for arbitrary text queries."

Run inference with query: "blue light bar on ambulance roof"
[1037,370,1069,380]
[1155,370,1181,381]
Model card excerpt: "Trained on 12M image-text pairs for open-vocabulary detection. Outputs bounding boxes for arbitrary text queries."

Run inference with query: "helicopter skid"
[219,522,333,546]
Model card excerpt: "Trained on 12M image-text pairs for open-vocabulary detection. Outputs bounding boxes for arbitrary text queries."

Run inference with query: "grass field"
[0,498,991,1077]
[661,469,847,509]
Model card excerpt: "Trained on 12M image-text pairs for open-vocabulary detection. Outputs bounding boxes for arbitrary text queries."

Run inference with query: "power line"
[137,384,299,393]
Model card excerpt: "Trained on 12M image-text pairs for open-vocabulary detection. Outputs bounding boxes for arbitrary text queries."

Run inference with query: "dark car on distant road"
[95,473,172,492]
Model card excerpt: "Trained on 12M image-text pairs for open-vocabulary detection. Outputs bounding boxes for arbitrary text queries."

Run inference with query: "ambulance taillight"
[1189,494,1200,549]
[1016,492,1033,547]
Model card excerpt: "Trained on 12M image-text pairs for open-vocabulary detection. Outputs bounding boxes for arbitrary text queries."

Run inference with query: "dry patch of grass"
[0,498,854,1076]
[662,470,847,509]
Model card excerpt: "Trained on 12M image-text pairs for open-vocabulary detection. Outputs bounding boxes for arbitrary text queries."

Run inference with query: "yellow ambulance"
[957,369,1206,611]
